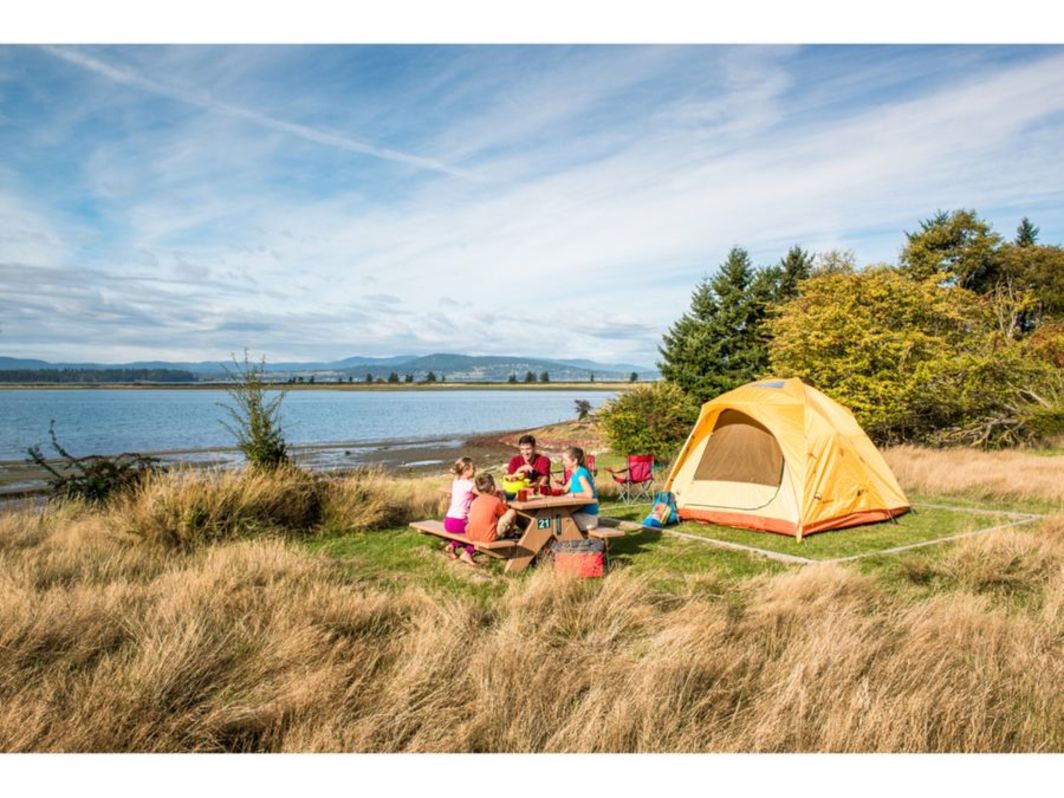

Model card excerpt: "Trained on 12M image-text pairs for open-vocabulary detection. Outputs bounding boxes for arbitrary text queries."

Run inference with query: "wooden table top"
[507,494,593,511]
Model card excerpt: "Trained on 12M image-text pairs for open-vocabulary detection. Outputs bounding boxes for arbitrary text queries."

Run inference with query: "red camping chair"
[606,455,655,504]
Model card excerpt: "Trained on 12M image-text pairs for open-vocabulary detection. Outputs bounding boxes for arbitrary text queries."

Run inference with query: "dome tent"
[663,378,909,540]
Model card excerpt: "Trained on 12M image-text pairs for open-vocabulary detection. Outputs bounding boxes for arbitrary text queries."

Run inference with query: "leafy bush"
[598,382,698,460]
[26,421,160,505]
[769,267,1060,447]
[219,352,289,470]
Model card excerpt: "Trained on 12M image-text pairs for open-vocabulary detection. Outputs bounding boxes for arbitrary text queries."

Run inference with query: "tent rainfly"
[664,378,909,540]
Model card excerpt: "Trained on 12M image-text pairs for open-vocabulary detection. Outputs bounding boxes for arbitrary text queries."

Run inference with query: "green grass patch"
[308,529,511,601]
[599,499,1025,561]
[306,493,1047,603]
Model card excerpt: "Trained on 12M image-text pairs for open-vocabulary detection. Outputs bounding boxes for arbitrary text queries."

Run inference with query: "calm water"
[0,389,615,461]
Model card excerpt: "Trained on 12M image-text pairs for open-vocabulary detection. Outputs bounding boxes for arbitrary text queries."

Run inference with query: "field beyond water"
[0,439,1061,753]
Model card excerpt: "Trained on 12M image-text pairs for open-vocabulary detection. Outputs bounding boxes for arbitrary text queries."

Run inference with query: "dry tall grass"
[112,466,448,548]
[1,496,1060,752]
[884,445,1064,506]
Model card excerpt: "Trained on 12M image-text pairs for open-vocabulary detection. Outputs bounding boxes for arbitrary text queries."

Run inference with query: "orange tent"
[663,378,909,540]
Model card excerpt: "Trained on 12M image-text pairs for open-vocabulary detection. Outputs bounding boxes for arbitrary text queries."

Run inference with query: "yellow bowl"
[501,476,530,493]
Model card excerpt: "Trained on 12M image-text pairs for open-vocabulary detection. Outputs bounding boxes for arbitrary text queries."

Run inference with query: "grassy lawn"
[308,512,786,599]
[600,498,1029,561]
[305,489,1043,604]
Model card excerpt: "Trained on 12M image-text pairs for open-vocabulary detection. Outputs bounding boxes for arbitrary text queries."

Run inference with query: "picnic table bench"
[409,520,519,558]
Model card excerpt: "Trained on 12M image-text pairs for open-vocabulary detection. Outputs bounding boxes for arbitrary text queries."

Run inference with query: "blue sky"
[2,44,1063,367]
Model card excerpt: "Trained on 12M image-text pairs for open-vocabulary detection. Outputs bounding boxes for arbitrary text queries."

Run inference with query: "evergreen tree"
[424,371,437,383]
[507,373,518,384]
[365,373,373,383]
[629,372,638,382]
[404,374,414,383]
[658,246,775,403]
[773,245,814,301]
[539,371,550,383]
[524,370,536,383]
[1016,217,1039,247]
[387,371,400,383]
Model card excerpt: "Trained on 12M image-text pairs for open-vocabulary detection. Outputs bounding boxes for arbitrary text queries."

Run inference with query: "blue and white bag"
[642,491,679,527]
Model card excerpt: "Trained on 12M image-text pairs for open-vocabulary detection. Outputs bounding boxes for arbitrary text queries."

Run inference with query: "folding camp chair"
[606,455,655,504]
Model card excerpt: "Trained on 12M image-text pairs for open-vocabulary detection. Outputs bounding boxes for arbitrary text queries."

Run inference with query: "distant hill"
[0,353,658,383]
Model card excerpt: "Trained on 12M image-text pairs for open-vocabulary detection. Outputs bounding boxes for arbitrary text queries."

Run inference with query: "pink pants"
[443,516,474,554]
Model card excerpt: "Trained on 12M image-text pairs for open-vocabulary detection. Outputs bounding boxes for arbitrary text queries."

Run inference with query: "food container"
[501,475,531,494]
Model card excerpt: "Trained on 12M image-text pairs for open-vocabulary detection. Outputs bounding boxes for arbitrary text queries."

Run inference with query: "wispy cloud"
[39,45,477,180]
[2,46,1064,365]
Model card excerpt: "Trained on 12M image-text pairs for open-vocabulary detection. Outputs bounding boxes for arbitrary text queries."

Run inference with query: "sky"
[2,44,1064,367]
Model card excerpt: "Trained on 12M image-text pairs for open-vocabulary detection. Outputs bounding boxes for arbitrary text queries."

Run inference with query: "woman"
[559,445,598,531]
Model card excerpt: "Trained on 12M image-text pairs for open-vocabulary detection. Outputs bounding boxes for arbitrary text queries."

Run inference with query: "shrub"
[598,382,698,460]
[26,421,160,505]
[219,352,289,470]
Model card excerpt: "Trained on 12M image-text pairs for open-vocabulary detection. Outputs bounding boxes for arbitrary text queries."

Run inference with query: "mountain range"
[0,354,658,382]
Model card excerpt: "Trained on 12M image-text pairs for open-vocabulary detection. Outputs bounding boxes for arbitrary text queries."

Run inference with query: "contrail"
[40,45,477,180]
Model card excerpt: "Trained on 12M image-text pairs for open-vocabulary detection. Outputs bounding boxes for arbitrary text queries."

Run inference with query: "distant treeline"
[0,368,198,384]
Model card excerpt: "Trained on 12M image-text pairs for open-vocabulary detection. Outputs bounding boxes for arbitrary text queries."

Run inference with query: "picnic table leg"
[503,508,590,573]
[504,513,554,573]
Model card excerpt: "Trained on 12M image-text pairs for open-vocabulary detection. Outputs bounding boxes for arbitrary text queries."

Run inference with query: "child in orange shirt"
[466,473,518,543]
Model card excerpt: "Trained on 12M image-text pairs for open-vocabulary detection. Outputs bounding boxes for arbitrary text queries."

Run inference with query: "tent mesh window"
[693,409,784,486]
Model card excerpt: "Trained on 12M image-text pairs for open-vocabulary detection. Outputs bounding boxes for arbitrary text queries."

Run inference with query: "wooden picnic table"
[503,494,595,573]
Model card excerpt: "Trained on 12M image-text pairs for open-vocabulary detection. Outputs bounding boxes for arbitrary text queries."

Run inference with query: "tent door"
[683,410,787,512]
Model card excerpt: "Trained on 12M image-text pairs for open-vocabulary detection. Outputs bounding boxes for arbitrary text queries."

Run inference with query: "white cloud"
[4,47,1064,365]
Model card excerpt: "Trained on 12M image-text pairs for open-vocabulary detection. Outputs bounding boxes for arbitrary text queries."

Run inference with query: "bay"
[0,388,615,462]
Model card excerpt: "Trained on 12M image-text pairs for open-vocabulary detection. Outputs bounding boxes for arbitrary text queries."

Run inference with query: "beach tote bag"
[642,491,679,528]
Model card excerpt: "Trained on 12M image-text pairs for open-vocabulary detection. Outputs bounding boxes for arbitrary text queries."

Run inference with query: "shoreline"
[0,427,532,499]
[0,415,607,501]
[0,382,635,392]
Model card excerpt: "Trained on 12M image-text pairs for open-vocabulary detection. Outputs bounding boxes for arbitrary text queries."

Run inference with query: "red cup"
[517,488,529,501]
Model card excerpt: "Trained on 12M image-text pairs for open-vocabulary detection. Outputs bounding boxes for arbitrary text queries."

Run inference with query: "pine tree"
[365,373,373,383]
[773,245,813,301]
[507,373,517,384]
[387,371,400,383]
[1016,217,1039,247]
[404,374,414,383]
[539,371,549,383]
[658,246,775,403]
[524,370,536,383]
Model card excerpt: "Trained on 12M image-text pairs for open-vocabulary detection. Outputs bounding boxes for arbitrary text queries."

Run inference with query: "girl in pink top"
[444,456,478,565]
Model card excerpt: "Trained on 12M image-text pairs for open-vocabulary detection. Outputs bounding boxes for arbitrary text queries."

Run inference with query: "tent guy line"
[607,503,1047,566]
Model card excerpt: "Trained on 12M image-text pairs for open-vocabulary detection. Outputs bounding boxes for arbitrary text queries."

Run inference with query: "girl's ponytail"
[451,456,474,476]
